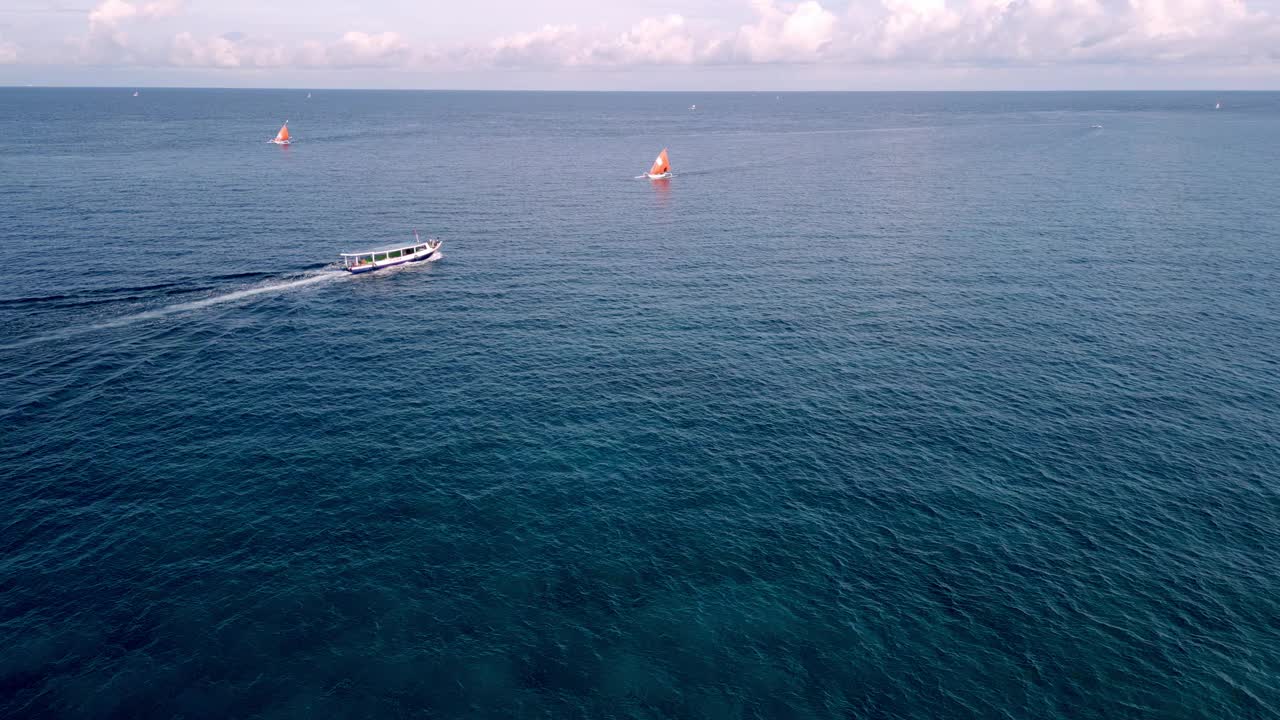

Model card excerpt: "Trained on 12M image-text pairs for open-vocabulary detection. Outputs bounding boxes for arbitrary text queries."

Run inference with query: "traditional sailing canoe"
[646,148,671,179]
[269,121,292,145]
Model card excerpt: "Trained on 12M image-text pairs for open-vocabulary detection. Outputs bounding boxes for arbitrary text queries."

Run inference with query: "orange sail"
[648,148,670,176]
[275,121,290,143]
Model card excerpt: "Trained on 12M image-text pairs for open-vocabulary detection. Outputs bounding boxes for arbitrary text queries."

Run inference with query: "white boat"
[132,90,139,97]
[1215,101,1221,110]
[645,148,671,180]
[269,120,292,145]
[341,232,442,274]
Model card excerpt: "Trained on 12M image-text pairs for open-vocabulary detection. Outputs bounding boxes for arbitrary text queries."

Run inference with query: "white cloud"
[87,0,181,31]
[735,0,839,62]
[584,15,708,65]
[50,0,1280,73]
[82,0,184,63]
[869,0,962,61]
[169,30,409,69]
[0,40,17,65]
[141,0,183,18]
[170,31,290,68]
[477,0,1279,69]
[830,0,1277,65]
[325,31,410,67]
[486,15,719,67]
[88,0,139,30]
[489,24,583,67]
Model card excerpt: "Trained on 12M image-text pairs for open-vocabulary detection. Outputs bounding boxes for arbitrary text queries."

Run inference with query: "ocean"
[1,89,1278,718]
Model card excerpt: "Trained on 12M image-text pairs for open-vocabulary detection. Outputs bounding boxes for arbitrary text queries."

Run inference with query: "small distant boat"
[1090,124,1103,129]
[646,148,671,180]
[132,90,139,97]
[1215,101,1221,110]
[341,231,442,274]
[269,120,291,145]
[307,92,312,99]
[689,104,696,111]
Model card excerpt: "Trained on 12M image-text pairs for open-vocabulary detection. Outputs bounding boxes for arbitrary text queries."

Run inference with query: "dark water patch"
[0,293,74,306]
[208,270,278,281]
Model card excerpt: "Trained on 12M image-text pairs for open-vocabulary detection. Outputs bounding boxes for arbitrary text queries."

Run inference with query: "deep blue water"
[2,89,1279,718]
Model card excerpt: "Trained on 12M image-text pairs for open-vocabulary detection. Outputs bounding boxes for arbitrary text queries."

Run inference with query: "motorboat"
[340,232,442,274]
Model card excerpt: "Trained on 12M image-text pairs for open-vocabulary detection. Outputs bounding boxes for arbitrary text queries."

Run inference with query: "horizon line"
[1,85,1269,93]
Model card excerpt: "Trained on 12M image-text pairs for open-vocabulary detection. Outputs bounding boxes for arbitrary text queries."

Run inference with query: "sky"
[1,0,1278,89]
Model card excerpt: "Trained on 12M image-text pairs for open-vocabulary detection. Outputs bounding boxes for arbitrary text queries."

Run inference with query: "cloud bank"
[19,0,1280,74]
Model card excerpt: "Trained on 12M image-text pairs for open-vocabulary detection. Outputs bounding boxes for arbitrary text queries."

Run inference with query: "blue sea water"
[1,88,1279,718]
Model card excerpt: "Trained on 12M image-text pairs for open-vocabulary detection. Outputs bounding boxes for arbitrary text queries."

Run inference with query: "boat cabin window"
[374,253,387,262]
[388,249,402,259]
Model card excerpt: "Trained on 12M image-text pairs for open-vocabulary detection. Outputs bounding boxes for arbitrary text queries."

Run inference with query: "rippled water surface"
[2,89,1279,718]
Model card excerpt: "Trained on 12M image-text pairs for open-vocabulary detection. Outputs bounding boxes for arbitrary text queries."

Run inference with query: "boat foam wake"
[97,272,344,326]
[1,272,346,350]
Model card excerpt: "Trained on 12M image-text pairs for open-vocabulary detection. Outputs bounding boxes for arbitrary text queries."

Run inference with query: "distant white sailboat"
[307,92,312,99]
[1214,101,1221,110]
[132,90,139,97]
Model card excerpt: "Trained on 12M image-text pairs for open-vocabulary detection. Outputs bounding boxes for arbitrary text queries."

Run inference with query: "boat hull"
[270,139,292,145]
[647,172,671,180]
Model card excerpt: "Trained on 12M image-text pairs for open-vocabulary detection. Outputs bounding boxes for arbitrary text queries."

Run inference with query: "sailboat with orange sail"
[645,148,671,180]
[269,120,292,145]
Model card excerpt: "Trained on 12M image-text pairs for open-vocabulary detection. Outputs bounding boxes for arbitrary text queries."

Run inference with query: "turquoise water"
[2,89,1279,718]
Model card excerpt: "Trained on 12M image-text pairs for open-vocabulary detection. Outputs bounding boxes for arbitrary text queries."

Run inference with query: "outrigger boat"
[646,148,671,180]
[341,231,442,274]
[269,120,292,145]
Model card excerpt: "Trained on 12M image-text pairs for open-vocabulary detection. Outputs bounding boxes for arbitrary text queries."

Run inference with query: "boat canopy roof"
[340,240,434,257]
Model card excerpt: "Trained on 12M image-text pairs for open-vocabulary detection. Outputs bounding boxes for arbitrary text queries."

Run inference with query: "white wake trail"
[1,272,346,351]
[95,272,344,329]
